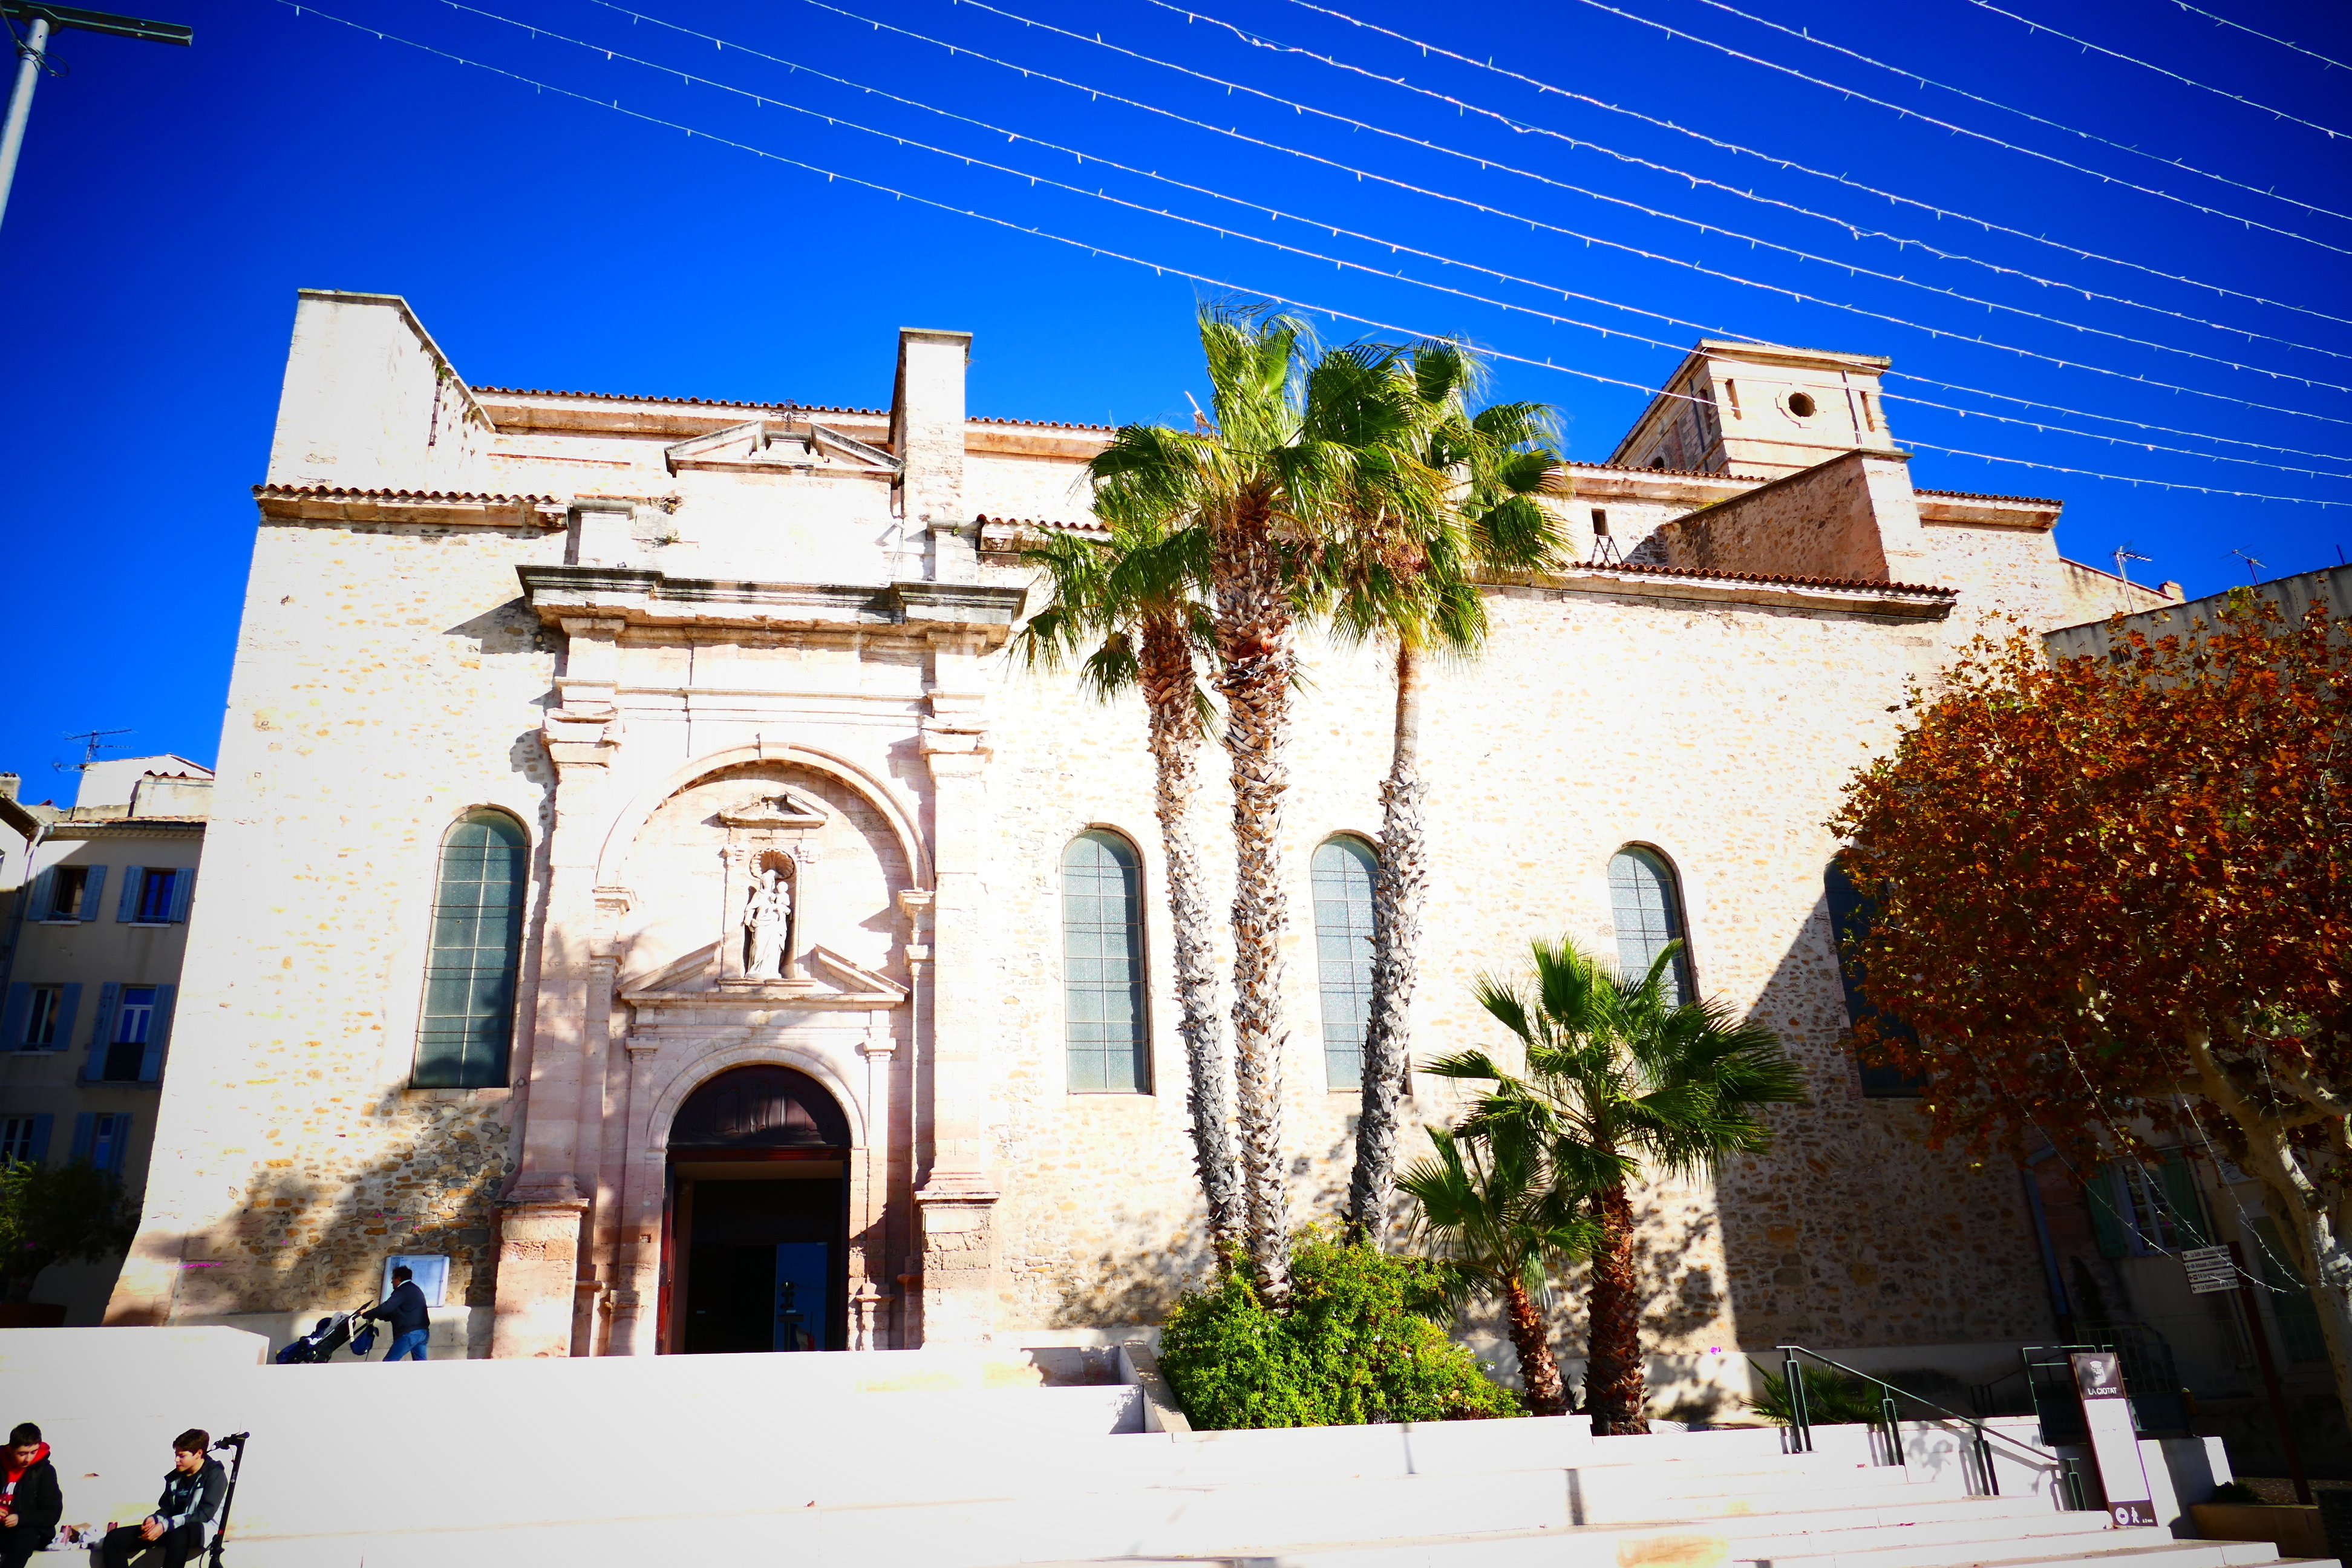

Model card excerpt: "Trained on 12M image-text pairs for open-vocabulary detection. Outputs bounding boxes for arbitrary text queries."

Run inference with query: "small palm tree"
[1089,304,1449,1300]
[1400,1125,1594,1416]
[1017,515,1242,1251]
[1430,938,1805,1433]
[1318,341,1571,1241]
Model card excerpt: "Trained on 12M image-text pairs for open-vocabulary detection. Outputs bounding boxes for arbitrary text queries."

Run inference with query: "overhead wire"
[1124,0,2352,369]
[2166,0,2351,74]
[1548,0,2352,254]
[265,0,2352,509]
[1268,0,2352,331]
[465,0,2352,463]
[1965,0,2347,139]
[619,0,2352,465]
[1682,0,2350,177]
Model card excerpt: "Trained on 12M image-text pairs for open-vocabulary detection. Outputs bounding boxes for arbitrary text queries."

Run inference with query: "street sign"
[2072,1351,2158,1529]
[2183,1245,2238,1295]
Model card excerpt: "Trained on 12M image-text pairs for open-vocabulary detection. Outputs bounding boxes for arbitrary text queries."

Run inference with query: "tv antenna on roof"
[53,726,131,774]
[2223,548,2266,585]
[2111,544,2152,584]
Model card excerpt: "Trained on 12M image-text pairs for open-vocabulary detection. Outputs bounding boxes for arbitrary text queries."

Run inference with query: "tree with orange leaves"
[1830,591,2352,1416]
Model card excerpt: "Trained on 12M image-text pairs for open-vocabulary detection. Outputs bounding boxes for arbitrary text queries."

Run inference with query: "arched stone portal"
[662,1065,851,1354]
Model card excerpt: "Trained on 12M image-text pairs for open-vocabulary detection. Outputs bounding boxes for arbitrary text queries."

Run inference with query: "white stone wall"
[119,299,2103,1377]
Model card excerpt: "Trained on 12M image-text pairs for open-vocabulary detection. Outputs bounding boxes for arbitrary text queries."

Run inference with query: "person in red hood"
[0,1422,62,1568]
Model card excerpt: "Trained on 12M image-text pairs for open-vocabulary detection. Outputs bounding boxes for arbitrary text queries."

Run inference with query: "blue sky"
[2,0,2347,786]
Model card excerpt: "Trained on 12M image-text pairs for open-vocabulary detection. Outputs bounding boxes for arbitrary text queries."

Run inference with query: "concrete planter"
[2190,1502,2328,1558]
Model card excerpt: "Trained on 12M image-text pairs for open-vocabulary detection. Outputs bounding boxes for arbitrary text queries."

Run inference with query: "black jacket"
[0,1454,62,1543]
[368,1279,430,1338]
[153,1457,226,1541]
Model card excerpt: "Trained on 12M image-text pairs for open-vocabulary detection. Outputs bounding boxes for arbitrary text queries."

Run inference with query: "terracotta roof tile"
[474,387,886,417]
[256,485,558,504]
[1915,486,2065,507]
[970,414,1117,433]
[1578,560,1956,596]
[976,514,1106,535]
[1558,457,1735,481]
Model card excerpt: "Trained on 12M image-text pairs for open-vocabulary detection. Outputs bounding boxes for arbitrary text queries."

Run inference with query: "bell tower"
[1609,339,1898,480]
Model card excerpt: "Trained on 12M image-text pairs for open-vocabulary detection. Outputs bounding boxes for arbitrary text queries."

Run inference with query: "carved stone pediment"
[622,940,907,1012]
[718,787,830,834]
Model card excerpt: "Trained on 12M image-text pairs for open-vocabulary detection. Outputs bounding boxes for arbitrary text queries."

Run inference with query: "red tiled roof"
[1915,486,2065,508]
[976,514,1106,534]
[970,414,1117,433]
[1578,560,1956,596]
[474,387,886,417]
[257,484,558,503]
[1557,457,1734,481]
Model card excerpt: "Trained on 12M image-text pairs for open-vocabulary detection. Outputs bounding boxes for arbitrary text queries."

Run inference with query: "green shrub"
[1158,1229,1521,1430]
[1746,1359,1890,1426]
[2209,1481,2261,1505]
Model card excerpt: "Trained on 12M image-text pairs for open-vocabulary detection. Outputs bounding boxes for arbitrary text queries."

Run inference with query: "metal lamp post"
[0,2,192,234]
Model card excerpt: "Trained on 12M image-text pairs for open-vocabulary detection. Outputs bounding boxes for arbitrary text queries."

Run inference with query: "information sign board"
[2183,1246,2238,1296]
[2072,1351,2157,1528]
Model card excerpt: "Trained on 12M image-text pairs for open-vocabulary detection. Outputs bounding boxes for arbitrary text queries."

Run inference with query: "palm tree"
[1319,341,1572,1242]
[1400,1124,1594,1416]
[1016,516,1243,1252]
[1429,938,1805,1433]
[1089,304,1449,1299]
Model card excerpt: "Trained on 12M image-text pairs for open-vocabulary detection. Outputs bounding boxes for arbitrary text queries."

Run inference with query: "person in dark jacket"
[364,1265,431,1361]
[97,1430,223,1568]
[0,1422,63,1568]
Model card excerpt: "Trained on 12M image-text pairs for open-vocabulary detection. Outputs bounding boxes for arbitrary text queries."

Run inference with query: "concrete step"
[1082,1527,2329,1568]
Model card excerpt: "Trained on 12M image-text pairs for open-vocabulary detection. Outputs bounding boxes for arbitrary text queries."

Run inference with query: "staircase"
[809,1420,2331,1568]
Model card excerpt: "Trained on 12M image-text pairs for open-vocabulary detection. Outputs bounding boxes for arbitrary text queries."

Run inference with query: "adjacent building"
[0,756,210,1322]
[112,290,2184,1396]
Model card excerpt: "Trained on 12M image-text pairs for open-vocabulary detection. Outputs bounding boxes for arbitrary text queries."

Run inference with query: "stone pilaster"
[912,633,999,1345]
[490,615,622,1358]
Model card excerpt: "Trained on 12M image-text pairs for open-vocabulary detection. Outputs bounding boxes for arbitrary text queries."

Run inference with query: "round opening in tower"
[1786,391,1818,419]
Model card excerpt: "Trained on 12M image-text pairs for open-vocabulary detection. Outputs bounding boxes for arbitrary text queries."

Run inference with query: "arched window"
[671,1065,849,1149]
[413,809,528,1088]
[1312,836,1379,1091]
[1609,845,1693,1007]
[1062,830,1148,1094]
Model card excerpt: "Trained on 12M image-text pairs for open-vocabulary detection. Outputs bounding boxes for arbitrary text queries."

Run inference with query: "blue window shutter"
[79,865,105,921]
[168,867,195,923]
[27,867,54,921]
[115,866,140,923]
[85,982,120,1076]
[140,984,176,1081]
[107,1114,133,1174]
[27,1113,51,1165]
[69,1112,96,1163]
[54,983,82,1051]
[0,984,27,1047]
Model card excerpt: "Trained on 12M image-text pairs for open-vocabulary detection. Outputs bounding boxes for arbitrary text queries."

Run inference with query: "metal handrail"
[1775,1344,2087,1508]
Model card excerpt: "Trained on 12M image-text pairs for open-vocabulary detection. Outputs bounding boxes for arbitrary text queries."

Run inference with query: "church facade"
[108,290,2168,1386]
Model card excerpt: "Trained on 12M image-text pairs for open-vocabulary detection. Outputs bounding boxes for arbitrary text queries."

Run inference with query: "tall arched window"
[1609,845,1693,1007]
[1312,835,1379,1091]
[413,809,528,1089]
[1062,830,1149,1094]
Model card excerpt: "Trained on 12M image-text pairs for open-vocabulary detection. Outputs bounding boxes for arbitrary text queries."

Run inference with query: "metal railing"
[1775,1344,2089,1510]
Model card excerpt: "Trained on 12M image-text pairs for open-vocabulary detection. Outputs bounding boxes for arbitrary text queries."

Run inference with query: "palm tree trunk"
[1348,638,1426,1241]
[1213,505,1295,1301]
[1584,1183,1647,1434]
[1500,1273,1568,1417]
[1138,616,1243,1257]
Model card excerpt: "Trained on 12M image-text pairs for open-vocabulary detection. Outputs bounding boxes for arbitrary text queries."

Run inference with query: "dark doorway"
[662,1065,851,1354]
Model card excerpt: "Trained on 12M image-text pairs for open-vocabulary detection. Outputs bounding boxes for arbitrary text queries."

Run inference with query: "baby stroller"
[272,1301,377,1364]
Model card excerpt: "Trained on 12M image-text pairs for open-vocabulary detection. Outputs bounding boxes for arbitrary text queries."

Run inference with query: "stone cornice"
[516,564,1028,641]
[255,485,564,529]
[1517,562,1956,620]
[1914,489,2064,531]
[43,820,206,841]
